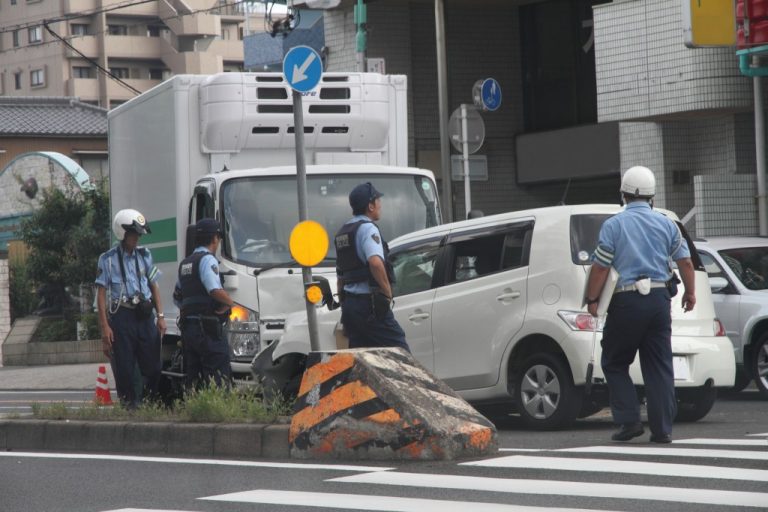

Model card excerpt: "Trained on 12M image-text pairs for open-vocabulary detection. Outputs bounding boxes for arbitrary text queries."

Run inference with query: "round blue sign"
[283,46,323,93]
[480,78,502,112]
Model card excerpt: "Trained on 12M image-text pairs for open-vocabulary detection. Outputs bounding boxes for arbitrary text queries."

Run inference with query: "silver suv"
[694,237,768,398]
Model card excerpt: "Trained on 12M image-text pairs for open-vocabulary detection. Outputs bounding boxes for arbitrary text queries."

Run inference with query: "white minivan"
[256,204,736,429]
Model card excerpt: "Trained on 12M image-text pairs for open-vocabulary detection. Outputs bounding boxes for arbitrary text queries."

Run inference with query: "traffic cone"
[94,364,114,406]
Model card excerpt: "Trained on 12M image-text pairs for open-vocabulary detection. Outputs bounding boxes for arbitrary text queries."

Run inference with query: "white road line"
[559,446,768,461]
[102,509,192,512]
[747,432,768,437]
[0,452,393,472]
[201,489,623,512]
[672,438,768,446]
[461,455,768,481]
[498,448,545,452]
[330,472,768,508]
[0,391,93,394]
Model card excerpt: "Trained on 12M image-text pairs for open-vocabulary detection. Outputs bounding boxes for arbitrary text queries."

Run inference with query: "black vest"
[178,251,216,316]
[335,220,394,285]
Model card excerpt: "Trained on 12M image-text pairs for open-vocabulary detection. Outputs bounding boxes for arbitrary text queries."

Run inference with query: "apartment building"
[0,0,248,108]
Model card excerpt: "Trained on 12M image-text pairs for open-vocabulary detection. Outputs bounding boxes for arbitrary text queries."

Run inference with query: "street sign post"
[449,104,485,219]
[283,45,324,351]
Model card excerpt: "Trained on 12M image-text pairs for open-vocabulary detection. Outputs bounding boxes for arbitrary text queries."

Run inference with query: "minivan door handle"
[496,290,521,302]
[408,311,430,322]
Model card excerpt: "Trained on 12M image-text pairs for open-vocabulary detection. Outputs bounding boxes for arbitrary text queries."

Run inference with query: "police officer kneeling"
[175,219,235,389]
[586,166,696,444]
[335,182,409,351]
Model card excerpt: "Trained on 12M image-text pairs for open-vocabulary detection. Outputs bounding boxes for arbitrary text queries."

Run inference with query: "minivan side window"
[390,241,442,297]
[449,223,533,283]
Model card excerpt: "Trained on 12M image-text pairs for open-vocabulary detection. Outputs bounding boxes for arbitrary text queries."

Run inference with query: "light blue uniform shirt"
[593,202,690,287]
[173,247,222,309]
[343,215,386,295]
[95,244,160,302]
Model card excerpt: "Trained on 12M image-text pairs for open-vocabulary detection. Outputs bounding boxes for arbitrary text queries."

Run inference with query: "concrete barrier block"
[84,422,126,453]
[6,420,47,449]
[213,424,265,459]
[125,422,171,454]
[290,348,497,460]
[45,420,88,451]
[263,424,290,459]
[168,423,215,457]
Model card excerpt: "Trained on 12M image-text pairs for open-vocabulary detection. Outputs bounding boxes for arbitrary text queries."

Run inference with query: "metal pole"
[293,90,321,351]
[461,103,471,218]
[755,65,768,236]
[435,0,453,221]
[355,0,367,72]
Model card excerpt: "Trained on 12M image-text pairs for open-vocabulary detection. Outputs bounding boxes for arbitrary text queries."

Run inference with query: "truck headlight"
[225,303,260,358]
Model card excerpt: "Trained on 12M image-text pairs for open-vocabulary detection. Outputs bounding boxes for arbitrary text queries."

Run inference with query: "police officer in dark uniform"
[334,182,409,351]
[174,218,235,389]
[586,166,696,444]
[96,209,166,408]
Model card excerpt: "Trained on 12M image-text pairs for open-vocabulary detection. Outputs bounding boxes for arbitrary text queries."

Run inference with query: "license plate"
[673,356,690,380]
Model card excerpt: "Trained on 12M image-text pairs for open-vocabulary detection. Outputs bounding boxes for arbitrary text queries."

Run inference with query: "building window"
[28,26,42,44]
[108,24,128,36]
[147,25,161,37]
[30,69,45,87]
[73,66,93,79]
[71,24,89,36]
[11,0,17,5]
[12,30,20,47]
[110,67,129,79]
[220,28,230,40]
[239,26,244,40]
[149,68,169,80]
[14,72,21,90]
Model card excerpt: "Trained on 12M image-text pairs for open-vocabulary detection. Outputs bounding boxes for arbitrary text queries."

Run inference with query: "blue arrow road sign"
[480,78,502,112]
[283,46,323,93]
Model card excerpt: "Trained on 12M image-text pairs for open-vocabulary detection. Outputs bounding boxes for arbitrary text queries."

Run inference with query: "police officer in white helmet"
[585,166,696,444]
[95,209,166,408]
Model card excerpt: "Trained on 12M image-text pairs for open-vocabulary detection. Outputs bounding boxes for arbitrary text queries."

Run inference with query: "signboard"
[282,45,323,93]
[682,0,736,48]
[473,78,502,112]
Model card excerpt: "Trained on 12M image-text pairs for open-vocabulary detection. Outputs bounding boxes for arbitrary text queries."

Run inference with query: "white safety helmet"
[112,209,151,240]
[620,166,656,198]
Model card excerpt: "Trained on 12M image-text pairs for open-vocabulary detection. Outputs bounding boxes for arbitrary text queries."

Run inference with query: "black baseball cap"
[349,182,384,211]
[195,218,222,236]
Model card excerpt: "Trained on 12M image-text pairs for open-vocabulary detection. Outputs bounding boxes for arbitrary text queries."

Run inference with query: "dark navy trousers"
[181,318,232,389]
[601,288,676,437]
[341,294,410,352]
[108,308,161,407]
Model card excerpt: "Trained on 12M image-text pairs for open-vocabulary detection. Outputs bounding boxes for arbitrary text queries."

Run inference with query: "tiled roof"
[0,97,107,136]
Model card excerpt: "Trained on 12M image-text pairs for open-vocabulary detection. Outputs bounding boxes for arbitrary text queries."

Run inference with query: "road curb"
[0,420,291,459]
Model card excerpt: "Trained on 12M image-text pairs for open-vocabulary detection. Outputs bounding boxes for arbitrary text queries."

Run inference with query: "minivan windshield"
[221,174,440,267]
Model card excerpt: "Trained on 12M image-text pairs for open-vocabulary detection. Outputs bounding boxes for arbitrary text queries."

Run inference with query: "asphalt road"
[0,390,765,512]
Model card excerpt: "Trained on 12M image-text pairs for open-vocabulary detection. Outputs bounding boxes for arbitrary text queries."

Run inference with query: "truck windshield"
[221,174,440,267]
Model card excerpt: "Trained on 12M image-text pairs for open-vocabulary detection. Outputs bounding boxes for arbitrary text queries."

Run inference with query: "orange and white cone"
[94,364,114,406]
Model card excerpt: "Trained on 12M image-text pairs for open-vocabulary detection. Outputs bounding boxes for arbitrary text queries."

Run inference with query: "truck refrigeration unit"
[108,72,442,380]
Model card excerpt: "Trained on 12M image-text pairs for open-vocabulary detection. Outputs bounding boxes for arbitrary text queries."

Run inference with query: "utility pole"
[355,0,367,72]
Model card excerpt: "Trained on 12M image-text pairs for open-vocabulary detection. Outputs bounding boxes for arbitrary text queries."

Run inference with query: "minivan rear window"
[570,214,612,265]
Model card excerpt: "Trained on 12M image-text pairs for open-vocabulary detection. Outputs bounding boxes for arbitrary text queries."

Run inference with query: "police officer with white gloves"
[585,166,696,444]
[174,218,234,389]
[334,182,409,351]
[96,209,166,408]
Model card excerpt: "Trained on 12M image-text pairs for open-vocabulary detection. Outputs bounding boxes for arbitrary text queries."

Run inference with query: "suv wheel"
[675,384,717,422]
[515,353,582,429]
[752,333,768,399]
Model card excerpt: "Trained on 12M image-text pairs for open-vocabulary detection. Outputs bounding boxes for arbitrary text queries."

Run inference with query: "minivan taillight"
[714,318,726,337]
[558,311,605,331]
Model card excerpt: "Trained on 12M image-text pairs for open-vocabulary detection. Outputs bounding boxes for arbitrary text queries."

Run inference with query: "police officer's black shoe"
[611,422,644,442]
[650,434,672,444]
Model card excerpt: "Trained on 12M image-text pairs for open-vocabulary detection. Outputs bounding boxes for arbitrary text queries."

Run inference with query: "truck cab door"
[187,180,216,256]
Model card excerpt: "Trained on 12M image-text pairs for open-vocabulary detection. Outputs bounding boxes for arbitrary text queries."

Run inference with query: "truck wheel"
[751,333,768,399]
[675,384,717,422]
[514,353,581,430]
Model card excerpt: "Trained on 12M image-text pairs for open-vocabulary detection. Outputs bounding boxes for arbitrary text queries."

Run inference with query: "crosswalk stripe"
[672,438,768,446]
[558,446,768,461]
[329,472,768,508]
[200,489,623,512]
[498,448,545,452]
[747,432,768,437]
[461,454,768,481]
[102,509,192,512]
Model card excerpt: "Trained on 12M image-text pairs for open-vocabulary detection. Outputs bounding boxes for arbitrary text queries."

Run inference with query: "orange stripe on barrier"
[365,408,401,424]
[290,380,378,442]
[311,429,377,455]
[297,353,356,398]
[468,426,494,449]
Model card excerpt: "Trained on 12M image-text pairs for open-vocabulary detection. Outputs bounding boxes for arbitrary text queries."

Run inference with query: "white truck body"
[108,72,441,374]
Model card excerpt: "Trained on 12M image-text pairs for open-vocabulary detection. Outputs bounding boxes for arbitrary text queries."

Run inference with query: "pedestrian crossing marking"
[329,471,768,508]
[498,448,545,452]
[747,432,768,437]
[462,454,768,481]
[671,437,768,446]
[200,489,623,512]
[559,445,768,461]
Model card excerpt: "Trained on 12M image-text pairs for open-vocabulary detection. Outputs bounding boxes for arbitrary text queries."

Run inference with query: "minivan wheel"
[752,333,768,399]
[514,353,582,430]
[675,384,717,423]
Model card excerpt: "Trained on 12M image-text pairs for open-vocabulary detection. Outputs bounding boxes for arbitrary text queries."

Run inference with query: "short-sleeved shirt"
[173,247,222,308]
[344,215,386,295]
[95,244,160,302]
[592,202,690,287]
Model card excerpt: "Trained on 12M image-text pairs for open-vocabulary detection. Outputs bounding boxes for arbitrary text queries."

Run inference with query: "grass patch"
[29,383,294,423]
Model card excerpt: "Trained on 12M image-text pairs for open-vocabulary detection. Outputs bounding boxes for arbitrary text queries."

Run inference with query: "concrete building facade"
[0,0,248,108]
